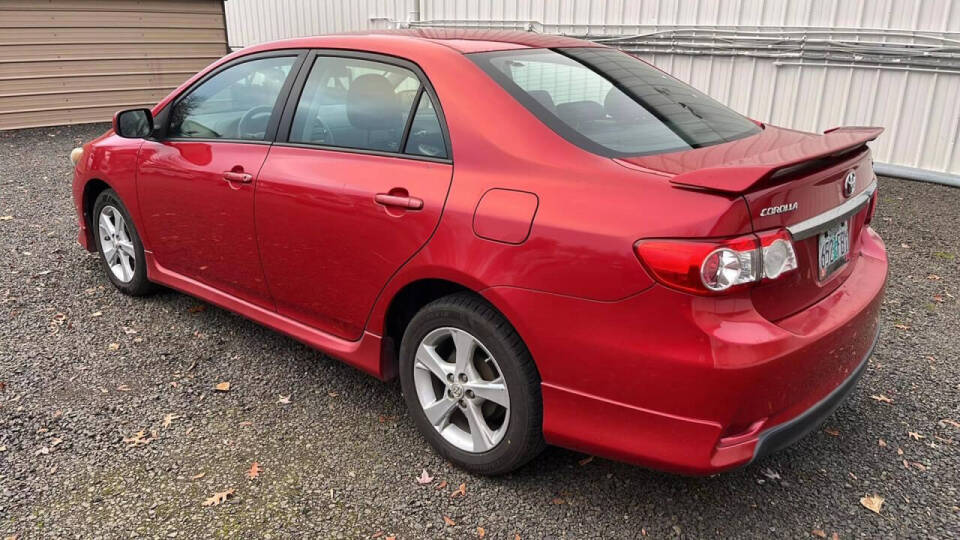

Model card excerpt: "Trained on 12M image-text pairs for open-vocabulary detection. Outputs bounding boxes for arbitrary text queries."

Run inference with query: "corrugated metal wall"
[225,0,960,176]
[0,0,227,130]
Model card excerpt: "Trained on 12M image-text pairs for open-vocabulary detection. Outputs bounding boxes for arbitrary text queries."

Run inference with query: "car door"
[255,51,453,340]
[137,51,304,308]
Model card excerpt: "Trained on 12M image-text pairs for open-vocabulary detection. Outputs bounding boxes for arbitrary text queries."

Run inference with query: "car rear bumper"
[483,226,887,474]
[750,329,874,464]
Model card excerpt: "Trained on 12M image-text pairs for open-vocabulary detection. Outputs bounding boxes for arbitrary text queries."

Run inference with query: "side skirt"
[144,252,386,379]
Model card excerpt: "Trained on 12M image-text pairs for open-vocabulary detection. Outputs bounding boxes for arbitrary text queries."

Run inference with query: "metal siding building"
[224,0,960,179]
[0,0,227,130]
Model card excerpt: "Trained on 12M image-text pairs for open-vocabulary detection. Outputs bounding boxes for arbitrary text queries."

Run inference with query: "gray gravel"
[1,123,958,539]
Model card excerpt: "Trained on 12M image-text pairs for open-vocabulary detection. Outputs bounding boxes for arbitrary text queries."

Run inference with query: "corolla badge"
[759,202,799,217]
[843,171,857,198]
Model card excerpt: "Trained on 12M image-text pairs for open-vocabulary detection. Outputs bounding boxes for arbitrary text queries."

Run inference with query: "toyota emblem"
[843,171,856,198]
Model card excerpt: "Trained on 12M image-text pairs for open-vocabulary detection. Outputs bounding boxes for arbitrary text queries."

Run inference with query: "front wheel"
[399,293,545,475]
[92,189,155,296]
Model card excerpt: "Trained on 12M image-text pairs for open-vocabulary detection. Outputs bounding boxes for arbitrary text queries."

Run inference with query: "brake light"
[634,229,798,295]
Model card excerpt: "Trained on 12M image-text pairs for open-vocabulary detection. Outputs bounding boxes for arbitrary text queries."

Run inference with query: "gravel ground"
[1,123,958,539]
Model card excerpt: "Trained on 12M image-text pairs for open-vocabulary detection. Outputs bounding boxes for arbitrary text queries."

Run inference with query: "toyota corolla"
[70,29,887,475]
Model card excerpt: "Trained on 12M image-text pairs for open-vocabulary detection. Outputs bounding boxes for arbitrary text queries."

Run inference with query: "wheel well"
[381,279,473,379]
[81,178,111,243]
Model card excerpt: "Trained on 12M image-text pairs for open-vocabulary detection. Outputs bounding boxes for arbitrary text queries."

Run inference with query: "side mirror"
[113,108,154,139]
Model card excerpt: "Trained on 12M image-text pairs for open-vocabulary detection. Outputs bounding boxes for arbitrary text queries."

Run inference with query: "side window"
[289,56,421,153]
[404,93,447,158]
[168,56,295,141]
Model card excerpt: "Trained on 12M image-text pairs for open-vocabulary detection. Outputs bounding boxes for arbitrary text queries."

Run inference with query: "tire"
[92,189,155,296]
[399,292,545,475]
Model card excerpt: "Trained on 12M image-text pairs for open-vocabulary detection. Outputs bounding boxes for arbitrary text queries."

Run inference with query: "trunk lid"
[619,125,883,321]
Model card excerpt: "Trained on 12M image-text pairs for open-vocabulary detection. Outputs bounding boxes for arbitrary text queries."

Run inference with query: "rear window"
[470,47,760,157]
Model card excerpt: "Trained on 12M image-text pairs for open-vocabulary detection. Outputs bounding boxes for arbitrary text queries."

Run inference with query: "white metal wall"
[224,0,960,177]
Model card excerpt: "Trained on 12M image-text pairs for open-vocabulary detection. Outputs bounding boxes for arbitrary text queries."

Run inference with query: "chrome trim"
[786,181,877,240]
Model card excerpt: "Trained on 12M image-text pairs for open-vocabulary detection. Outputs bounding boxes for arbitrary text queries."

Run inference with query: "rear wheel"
[399,292,544,475]
[92,189,155,296]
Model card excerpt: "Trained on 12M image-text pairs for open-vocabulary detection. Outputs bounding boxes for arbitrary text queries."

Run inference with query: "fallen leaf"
[107,342,120,351]
[185,426,195,435]
[908,431,925,440]
[50,437,63,447]
[0,215,13,221]
[122,430,155,447]
[0,381,5,392]
[416,469,433,485]
[812,530,827,538]
[202,488,235,507]
[903,459,911,469]
[277,394,291,405]
[932,294,944,303]
[878,438,887,447]
[824,428,840,436]
[551,497,565,505]
[860,494,884,514]
[928,274,941,280]
[371,532,383,539]
[897,447,904,456]
[116,384,130,392]
[450,482,466,498]
[578,455,594,466]
[188,304,207,314]
[870,394,893,403]
[191,472,206,480]
[443,515,456,526]
[161,414,180,428]
[214,382,230,392]
[912,462,927,471]
[328,391,339,397]
[940,418,960,429]
[477,526,486,538]
[247,461,261,480]
[435,480,447,490]
[831,534,839,540]
[239,421,252,427]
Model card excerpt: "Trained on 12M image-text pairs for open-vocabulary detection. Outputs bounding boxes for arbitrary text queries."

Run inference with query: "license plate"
[818,220,850,279]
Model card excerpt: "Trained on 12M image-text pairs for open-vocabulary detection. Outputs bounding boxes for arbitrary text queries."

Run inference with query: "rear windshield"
[470,47,760,158]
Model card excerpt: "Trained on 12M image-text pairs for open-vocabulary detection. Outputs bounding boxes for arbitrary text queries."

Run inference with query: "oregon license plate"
[818,220,850,279]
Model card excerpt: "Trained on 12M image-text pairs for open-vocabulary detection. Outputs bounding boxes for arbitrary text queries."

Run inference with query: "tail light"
[634,229,798,295]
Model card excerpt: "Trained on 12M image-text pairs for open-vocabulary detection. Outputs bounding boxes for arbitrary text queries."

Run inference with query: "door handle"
[223,171,253,183]
[375,193,423,210]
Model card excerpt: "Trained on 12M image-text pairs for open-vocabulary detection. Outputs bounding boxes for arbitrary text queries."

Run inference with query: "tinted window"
[404,93,446,158]
[290,56,421,153]
[471,47,760,157]
[169,56,295,141]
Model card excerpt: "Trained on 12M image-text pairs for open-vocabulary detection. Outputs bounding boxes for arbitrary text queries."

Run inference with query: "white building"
[224,0,960,183]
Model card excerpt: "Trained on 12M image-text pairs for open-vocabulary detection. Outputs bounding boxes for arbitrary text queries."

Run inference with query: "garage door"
[0,0,227,130]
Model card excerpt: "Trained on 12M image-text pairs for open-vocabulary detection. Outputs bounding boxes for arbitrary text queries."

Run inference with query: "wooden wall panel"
[0,0,227,130]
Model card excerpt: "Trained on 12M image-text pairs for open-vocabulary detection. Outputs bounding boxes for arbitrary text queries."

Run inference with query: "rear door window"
[470,47,760,157]
[289,56,423,153]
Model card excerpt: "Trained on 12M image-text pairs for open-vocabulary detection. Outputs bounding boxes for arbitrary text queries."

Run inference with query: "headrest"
[604,87,643,123]
[527,90,556,113]
[346,73,402,131]
[556,100,604,126]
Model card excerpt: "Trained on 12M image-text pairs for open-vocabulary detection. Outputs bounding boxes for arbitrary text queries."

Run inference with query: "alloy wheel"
[97,205,136,283]
[412,327,511,453]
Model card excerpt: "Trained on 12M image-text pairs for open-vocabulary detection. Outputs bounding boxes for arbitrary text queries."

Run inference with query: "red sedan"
[70,29,887,475]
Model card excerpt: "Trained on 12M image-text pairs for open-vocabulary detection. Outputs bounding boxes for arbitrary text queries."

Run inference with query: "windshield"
[470,47,760,157]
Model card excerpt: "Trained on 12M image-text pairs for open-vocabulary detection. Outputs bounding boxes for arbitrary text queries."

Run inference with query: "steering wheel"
[237,105,274,140]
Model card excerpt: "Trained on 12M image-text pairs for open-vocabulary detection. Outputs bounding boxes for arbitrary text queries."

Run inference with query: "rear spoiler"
[669,126,884,194]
